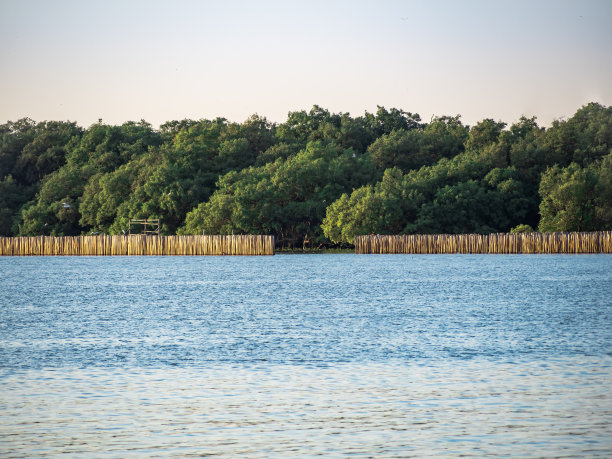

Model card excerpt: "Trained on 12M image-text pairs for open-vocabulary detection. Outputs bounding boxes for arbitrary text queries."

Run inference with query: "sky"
[1,0,611,128]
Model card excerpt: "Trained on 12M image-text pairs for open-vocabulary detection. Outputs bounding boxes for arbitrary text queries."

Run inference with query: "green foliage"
[181,141,378,245]
[0,175,31,235]
[325,105,612,243]
[79,160,144,233]
[322,168,413,244]
[0,119,83,235]
[1,103,611,242]
[542,103,612,167]
[368,130,424,171]
[255,143,301,166]
[19,164,86,235]
[368,116,468,172]
[414,180,496,234]
[275,105,422,154]
[510,224,535,233]
[365,106,423,137]
[465,119,506,151]
[322,153,533,243]
[18,121,161,236]
[538,154,612,232]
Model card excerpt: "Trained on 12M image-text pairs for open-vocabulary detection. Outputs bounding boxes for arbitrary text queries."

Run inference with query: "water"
[1,254,611,457]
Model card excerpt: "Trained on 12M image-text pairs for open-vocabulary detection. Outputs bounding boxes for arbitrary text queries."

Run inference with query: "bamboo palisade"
[2,232,610,256]
[0,235,275,256]
[354,232,612,254]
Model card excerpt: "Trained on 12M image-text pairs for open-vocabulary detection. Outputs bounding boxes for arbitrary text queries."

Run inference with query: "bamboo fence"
[0,235,275,256]
[354,232,612,254]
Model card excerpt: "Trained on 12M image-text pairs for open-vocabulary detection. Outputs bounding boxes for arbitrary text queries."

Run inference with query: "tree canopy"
[1,102,610,245]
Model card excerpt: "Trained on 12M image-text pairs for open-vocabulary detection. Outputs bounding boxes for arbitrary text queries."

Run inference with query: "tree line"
[1,103,611,247]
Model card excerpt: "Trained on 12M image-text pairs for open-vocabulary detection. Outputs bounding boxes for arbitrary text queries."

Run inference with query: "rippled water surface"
[1,254,611,457]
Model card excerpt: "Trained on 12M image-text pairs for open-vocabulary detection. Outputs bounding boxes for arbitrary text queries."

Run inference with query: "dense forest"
[1,103,611,247]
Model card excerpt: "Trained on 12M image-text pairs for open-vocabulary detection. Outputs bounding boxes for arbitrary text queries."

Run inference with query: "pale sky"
[1,0,611,128]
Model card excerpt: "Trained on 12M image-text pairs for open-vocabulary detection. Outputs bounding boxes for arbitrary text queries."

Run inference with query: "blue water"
[1,254,611,456]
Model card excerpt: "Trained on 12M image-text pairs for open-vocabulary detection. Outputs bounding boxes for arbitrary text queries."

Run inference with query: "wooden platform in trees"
[354,232,612,254]
[0,235,275,256]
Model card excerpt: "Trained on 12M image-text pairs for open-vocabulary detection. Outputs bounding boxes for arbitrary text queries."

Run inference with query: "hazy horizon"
[1,0,611,128]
